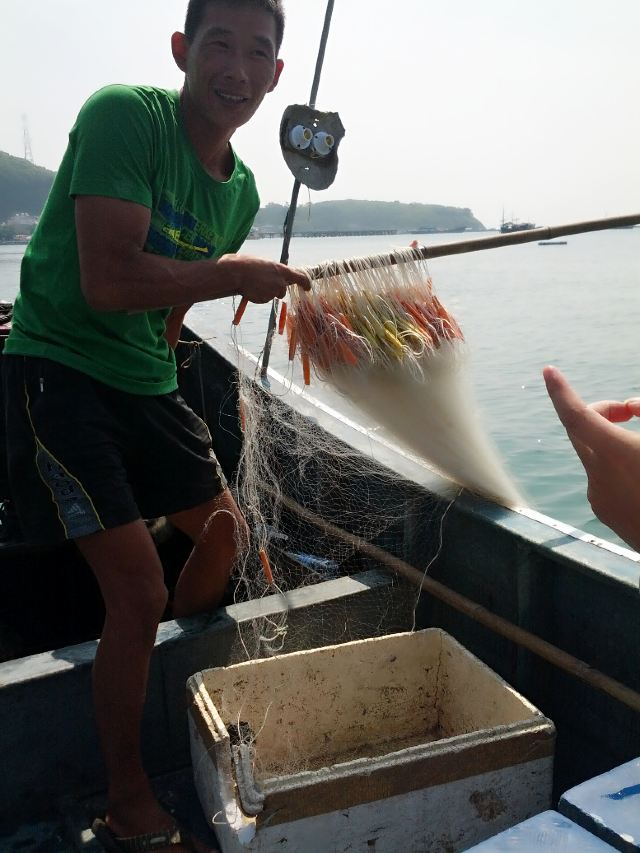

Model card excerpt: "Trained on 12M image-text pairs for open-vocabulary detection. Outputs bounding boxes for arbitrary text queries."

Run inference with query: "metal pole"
[307,0,335,111]
[260,0,336,383]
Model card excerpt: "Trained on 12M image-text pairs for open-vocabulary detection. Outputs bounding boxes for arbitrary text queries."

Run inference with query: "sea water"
[1,228,639,546]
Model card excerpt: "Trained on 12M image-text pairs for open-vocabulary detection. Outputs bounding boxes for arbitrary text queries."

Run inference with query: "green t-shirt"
[6,85,260,394]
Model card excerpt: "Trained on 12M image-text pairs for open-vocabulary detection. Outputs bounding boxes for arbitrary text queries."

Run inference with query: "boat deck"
[0,767,218,852]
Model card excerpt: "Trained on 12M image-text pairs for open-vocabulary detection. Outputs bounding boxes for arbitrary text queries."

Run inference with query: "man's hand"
[543,365,640,551]
[216,254,311,304]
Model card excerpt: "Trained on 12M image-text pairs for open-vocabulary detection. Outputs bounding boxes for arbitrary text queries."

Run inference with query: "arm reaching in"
[543,365,640,551]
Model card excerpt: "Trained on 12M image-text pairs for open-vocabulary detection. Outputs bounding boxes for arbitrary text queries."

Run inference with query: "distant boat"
[500,217,536,234]
[538,241,567,246]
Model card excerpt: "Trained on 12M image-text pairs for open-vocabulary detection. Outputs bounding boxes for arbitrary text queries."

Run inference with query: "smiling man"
[2,2,306,852]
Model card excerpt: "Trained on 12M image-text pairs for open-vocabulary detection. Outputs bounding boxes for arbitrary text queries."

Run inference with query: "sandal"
[91,817,201,852]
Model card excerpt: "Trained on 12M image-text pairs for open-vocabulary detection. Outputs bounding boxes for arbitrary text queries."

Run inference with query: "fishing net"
[225,248,522,662]
[288,248,521,507]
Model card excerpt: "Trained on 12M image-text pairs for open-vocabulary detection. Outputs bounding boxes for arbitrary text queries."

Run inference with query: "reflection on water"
[2,229,639,546]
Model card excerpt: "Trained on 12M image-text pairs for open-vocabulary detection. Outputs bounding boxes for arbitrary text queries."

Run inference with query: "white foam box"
[464,809,618,851]
[559,757,640,852]
[187,628,555,853]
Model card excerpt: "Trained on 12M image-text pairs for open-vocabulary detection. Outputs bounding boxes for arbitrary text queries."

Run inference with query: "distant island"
[252,201,484,237]
[0,150,485,241]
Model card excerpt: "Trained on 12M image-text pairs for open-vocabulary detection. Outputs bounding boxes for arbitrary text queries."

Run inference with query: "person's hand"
[543,365,640,551]
[217,254,311,304]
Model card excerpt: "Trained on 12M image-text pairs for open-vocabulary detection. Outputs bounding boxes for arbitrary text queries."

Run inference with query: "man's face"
[176,2,283,136]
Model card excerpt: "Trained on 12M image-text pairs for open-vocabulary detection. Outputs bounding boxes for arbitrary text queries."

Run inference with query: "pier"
[251,228,399,239]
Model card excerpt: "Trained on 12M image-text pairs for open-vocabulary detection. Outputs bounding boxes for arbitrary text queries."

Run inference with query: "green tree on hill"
[0,152,55,223]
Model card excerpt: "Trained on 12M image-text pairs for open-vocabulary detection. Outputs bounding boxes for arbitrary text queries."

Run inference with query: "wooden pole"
[307,213,640,280]
[271,489,640,714]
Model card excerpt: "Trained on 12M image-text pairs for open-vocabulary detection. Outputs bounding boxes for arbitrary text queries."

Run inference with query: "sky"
[2,0,639,229]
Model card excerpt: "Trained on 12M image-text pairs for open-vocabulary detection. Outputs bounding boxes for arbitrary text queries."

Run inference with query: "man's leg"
[3,358,216,850]
[76,520,215,852]
[168,487,249,618]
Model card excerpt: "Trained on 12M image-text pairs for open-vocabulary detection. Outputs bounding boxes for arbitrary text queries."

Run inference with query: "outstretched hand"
[543,365,640,551]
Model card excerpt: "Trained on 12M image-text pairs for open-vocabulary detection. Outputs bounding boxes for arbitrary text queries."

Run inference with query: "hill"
[0,152,55,223]
[254,200,485,234]
[0,150,484,234]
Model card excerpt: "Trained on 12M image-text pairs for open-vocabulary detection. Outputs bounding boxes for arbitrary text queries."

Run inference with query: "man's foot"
[94,798,218,853]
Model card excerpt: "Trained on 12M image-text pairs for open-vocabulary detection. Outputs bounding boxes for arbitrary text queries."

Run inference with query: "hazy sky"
[2,1,639,228]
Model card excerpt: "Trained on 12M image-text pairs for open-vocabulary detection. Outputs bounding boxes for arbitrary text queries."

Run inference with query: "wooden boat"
[0,325,639,848]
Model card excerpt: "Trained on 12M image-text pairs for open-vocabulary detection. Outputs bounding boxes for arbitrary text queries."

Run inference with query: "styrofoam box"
[188,628,555,853]
[464,809,618,851]
[560,757,640,852]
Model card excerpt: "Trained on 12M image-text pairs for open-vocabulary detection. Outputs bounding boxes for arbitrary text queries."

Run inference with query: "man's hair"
[184,0,285,52]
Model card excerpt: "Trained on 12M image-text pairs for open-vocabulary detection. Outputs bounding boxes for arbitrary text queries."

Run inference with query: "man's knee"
[106,573,169,629]
[76,521,169,624]
[210,505,250,554]
[169,490,249,551]
[230,511,250,554]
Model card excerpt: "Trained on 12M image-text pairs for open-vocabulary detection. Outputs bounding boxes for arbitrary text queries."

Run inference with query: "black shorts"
[3,355,226,545]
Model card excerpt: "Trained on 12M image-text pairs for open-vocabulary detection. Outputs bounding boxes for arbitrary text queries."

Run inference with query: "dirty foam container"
[464,809,618,851]
[188,628,555,853]
[559,757,640,852]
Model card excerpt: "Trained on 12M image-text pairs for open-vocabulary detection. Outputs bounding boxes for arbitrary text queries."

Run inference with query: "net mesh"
[225,249,521,661]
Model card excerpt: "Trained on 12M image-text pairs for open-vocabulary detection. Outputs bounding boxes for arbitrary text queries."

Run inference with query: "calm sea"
[2,229,639,545]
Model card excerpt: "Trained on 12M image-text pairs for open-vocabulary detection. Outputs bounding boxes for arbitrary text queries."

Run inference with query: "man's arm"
[75,195,309,314]
[543,365,640,551]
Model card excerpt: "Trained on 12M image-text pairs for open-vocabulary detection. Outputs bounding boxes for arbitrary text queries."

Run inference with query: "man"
[3,1,308,850]
[544,365,640,552]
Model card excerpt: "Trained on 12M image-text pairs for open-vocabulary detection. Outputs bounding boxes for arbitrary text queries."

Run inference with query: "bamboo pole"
[307,213,640,280]
[270,488,640,714]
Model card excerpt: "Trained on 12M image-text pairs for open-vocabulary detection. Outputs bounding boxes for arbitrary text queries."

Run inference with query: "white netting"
[225,249,521,662]
[229,368,442,660]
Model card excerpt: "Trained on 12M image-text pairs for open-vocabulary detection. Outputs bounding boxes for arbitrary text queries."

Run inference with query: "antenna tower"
[22,115,34,163]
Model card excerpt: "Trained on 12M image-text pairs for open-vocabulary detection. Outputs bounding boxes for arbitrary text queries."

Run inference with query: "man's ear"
[268,59,285,93]
[171,32,189,72]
